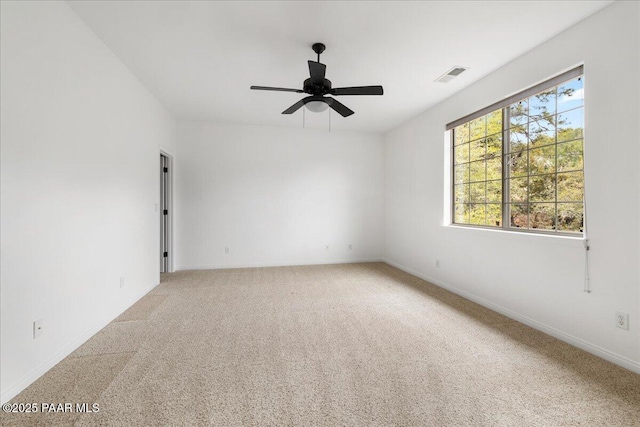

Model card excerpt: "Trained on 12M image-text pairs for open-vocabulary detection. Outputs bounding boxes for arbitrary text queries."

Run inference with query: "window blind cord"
[583,176,590,293]
[584,238,590,293]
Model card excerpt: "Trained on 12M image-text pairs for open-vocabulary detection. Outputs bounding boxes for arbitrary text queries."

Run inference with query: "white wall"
[384,1,640,371]
[0,1,176,403]
[176,121,384,269]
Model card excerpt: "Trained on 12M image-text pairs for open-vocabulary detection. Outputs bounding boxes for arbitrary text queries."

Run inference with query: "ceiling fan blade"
[251,86,304,93]
[326,98,354,117]
[281,98,308,114]
[308,60,326,84]
[331,86,384,96]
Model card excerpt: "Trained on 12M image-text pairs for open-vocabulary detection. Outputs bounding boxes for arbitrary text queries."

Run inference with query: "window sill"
[442,223,586,247]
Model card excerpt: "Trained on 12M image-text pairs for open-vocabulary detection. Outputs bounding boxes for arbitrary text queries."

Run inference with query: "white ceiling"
[67,1,611,133]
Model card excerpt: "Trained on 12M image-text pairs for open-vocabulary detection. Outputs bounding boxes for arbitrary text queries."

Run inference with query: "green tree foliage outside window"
[453,76,584,234]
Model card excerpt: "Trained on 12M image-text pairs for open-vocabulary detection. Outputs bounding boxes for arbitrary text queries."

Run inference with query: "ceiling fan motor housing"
[303,77,332,95]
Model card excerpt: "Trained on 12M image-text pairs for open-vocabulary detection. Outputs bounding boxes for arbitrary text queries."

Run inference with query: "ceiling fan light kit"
[305,100,329,113]
[250,43,384,118]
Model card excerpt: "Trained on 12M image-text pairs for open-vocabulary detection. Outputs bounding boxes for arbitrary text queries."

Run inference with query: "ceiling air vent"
[435,66,468,83]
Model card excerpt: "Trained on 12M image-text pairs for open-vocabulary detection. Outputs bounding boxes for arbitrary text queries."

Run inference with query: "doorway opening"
[160,152,172,273]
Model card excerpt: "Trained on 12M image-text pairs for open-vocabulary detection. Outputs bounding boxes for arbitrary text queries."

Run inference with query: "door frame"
[160,150,174,273]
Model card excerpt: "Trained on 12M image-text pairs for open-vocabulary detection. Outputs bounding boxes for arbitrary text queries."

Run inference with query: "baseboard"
[177,258,384,271]
[0,282,158,404]
[382,258,640,375]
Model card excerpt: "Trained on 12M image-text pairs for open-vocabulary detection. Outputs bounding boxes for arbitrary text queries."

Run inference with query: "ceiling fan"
[250,43,383,118]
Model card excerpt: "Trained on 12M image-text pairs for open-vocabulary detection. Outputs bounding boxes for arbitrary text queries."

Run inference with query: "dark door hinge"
[163,167,168,173]
[163,209,168,215]
[163,252,168,258]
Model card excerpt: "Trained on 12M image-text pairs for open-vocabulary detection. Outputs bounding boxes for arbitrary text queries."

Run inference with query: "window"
[449,66,584,235]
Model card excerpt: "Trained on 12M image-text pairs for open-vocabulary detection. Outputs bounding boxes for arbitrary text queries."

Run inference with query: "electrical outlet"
[33,319,43,339]
[615,312,629,330]
[225,247,229,254]
[120,277,125,288]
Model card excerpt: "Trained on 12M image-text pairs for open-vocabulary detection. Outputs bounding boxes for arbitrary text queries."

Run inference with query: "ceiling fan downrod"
[312,43,325,63]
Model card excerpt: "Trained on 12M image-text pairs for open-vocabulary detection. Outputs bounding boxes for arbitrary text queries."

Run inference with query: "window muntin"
[453,109,503,227]
[451,72,584,235]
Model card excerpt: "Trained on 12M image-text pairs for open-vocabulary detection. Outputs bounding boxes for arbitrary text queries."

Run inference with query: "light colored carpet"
[113,294,167,322]
[2,262,639,426]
